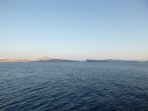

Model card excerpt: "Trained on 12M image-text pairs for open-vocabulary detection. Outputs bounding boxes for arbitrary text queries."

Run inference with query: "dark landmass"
[86,59,148,63]
[36,59,79,62]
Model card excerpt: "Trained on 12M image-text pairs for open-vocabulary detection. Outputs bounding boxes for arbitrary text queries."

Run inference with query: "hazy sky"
[0,0,148,60]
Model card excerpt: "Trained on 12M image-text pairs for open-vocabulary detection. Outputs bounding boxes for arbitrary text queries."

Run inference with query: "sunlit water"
[0,62,148,111]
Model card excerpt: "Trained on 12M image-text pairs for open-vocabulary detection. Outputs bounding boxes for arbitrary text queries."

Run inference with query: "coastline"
[0,58,147,63]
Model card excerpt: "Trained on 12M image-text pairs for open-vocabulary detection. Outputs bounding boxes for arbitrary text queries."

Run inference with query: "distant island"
[0,58,78,62]
[0,58,148,63]
[86,59,148,63]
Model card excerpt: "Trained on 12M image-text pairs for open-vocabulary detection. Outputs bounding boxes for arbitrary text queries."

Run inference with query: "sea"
[0,62,148,111]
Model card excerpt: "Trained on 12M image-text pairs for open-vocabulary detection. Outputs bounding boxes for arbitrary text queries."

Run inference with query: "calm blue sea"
[0,62,148,111]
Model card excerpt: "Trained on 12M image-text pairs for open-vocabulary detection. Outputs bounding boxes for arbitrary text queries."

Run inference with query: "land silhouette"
[0,58,147,63]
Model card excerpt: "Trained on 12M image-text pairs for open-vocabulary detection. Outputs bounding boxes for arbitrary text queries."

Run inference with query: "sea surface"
[0,62,148,111]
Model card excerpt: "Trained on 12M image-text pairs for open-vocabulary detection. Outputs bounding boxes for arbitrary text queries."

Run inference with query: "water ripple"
[0,62,148,111]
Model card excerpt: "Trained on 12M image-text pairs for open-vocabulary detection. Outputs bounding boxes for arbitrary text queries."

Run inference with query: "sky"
[0,0,148,60]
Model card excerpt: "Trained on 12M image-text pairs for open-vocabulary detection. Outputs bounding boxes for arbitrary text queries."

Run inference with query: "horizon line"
[0,57,148,61]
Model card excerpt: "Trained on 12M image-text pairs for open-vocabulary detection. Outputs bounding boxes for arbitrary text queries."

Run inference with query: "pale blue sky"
[0,0,148,60]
